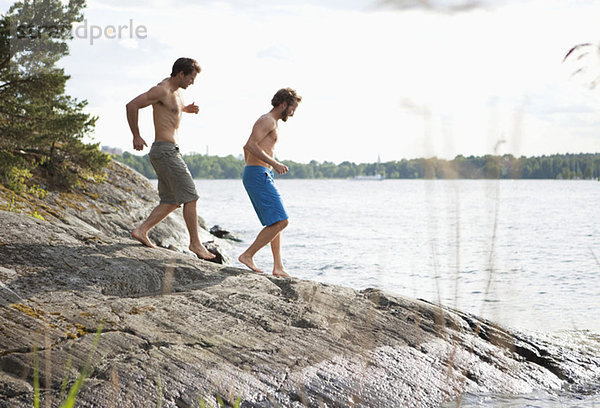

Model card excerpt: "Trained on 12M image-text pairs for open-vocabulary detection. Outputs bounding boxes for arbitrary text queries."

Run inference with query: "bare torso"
[244,113,279,168]
[152,78,183,144]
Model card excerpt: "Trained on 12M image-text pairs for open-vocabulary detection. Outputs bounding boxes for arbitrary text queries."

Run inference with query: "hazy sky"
[3,0,600,163]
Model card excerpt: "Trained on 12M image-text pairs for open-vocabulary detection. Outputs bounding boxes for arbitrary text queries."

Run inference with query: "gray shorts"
[149,142,199,205]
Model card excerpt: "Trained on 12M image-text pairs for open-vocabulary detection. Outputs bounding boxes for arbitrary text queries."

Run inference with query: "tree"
[0,0,109,189]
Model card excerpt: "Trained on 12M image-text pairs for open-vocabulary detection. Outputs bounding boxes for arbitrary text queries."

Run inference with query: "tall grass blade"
[60,356,73,398]
[156,373,163,408]
[58,322,103,408]
[33,346,40,408]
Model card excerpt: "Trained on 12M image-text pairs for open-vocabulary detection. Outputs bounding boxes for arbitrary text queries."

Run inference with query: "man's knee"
[277,218,289,230]
[160,203,180,212]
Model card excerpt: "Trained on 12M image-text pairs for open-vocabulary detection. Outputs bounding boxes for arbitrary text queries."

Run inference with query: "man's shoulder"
[256,113,277,128]
[156,77,171,87]
[145,81,170,102]
[153,78,173,92]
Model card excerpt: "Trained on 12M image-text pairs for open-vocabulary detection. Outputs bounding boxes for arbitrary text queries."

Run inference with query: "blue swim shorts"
[242,166,288,227]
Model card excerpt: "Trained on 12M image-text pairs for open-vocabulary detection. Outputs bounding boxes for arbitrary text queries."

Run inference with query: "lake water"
[187,179,599,334]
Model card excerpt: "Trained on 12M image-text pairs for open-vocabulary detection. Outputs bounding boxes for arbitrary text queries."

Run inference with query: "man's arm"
[244,117,289,174]
[126,86,167,151]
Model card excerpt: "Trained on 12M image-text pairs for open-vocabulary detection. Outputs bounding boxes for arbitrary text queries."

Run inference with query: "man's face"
[281,101,298,122]
[179,72,197,89]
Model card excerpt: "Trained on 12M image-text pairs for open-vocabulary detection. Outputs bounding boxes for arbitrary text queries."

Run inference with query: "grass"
[59,323,103,408]
[196,395,242,408]
[31,323,103,408]
[30,325,247,408]
[33,347,40,408]
[156,373,163,408]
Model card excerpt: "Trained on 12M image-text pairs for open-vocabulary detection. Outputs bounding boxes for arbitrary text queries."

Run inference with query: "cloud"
[118,38,139,49]
[373,0,517,13]
[30,0,600,161]
[256,45,292,61]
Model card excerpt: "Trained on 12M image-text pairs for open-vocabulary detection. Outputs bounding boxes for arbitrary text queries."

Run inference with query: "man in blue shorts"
[239,88,302,277]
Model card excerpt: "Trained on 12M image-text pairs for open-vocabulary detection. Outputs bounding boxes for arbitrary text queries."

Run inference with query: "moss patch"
[128,306,156,315]
[11,303,46,320]
[74,323,89,337]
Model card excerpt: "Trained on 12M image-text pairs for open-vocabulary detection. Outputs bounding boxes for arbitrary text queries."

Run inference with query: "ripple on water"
[453,390,600,408]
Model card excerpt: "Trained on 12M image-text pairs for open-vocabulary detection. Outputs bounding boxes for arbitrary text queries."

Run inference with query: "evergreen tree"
[0,0,109,189]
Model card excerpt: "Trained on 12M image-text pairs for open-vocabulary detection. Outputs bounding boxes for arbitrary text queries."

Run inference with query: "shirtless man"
[238,88,302,277]
[126,57,215,260]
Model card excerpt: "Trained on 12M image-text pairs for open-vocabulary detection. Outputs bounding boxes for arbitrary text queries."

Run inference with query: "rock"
[2,210,599,407]
[196,215,207,231]
[210,225,242,242]
[202,240,232,265]
[0,161,229,263]
[0,163,599,407]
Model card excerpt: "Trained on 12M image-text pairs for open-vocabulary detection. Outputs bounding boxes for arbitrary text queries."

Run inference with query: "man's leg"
[270,232,290,277]
[132,203,179,248]
[183,200,216,260]
[238,219,288,274]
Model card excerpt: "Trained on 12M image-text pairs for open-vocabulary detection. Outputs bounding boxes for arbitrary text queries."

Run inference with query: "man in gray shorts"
[126,57,215,260]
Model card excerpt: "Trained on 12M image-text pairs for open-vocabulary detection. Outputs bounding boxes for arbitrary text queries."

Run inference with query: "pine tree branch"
[0,57,10,72]
[0,78,33,91]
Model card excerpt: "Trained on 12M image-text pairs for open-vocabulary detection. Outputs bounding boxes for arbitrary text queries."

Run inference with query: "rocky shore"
[1,161,599,407]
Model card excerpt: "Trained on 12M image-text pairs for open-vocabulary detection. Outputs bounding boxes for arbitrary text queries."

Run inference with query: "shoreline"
[1,161,599,407]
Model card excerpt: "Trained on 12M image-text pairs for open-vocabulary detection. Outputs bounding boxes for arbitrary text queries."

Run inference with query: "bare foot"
[273,268,291,278]
[189,244,217,260]
[238,253,264,273]
[132,229,157,249]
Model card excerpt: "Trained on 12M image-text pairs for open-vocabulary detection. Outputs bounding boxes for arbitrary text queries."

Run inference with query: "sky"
[3,0,600,163]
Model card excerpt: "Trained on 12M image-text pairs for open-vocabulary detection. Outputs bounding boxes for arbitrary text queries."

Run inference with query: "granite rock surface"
[0,162,598,407]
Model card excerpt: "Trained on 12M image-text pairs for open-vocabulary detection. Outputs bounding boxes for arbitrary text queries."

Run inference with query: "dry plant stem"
[591,247,600,270]
[44,332,51,408]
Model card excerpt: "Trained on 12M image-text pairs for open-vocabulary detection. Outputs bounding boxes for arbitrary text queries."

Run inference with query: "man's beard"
[281,109,290,122]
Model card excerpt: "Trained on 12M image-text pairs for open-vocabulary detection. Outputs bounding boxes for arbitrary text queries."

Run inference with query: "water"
[186,179,599,333]
[447,390,599,408]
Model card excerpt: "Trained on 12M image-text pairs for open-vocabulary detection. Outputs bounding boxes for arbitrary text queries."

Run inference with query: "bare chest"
[157,91,183,115]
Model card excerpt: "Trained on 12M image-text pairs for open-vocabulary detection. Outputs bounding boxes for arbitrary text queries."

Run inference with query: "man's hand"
[133,135,148,151]
[183,102,199,114]
[273,162,289,175]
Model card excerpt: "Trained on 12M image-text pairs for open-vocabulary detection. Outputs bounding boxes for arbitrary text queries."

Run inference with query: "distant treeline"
[113,152,600,180]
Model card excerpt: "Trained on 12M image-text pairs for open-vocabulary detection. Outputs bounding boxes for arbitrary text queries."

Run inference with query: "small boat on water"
[353,174,385,181]
[353,155,385,180]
